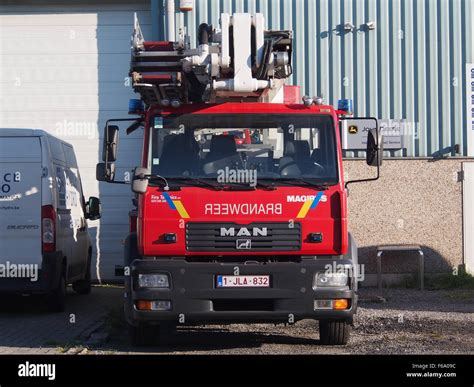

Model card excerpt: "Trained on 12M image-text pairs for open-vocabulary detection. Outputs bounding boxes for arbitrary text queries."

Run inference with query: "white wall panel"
[0,0,151,281]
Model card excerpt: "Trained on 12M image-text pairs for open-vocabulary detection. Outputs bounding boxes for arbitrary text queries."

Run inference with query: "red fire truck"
[97,11,382,346]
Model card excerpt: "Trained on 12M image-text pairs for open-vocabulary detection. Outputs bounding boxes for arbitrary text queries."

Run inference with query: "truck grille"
[186,222,301,252]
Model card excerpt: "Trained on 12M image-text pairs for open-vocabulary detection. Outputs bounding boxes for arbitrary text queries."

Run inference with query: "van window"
[63,144,78,169]
[54,164,67,209]
[49,138,66,163]
[62,144,84,210]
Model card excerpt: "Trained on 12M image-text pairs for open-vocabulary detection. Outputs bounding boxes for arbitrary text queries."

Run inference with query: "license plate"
[216,275,270,288]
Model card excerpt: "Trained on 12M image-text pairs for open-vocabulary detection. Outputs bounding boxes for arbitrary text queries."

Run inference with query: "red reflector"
[143,41,175,51]
[140,75,173,84]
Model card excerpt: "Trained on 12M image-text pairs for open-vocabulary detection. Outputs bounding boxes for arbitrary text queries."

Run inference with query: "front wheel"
[319,320,350,345]
[128,323,161,346]
[47,271,66,313]
[128,322,176,346]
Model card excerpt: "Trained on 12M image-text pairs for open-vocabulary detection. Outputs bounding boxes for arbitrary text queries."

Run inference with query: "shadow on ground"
[101,326,321,353]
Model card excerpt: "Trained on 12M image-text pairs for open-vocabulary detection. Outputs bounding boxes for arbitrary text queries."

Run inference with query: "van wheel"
[47,272,66,313]
[319,320,350,345]
[73,254,91,295]
[128,323,161,346]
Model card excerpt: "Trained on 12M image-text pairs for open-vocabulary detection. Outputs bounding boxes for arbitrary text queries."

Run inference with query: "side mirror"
[366,128,383,167]
[132,167,150,194]
[86,197,101,220]
[96,162,115,182]
[102,125,119,162]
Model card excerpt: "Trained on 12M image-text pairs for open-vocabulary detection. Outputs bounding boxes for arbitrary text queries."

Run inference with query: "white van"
[0,129,101,312]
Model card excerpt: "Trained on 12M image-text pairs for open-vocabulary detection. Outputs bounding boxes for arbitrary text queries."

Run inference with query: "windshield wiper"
[255,181,277,190]
[277,178,336,190]
[222,182,257,191]
[166,177,224,191]
[216,180,279,191]
[168,177,278,191]
[152,177,279,191]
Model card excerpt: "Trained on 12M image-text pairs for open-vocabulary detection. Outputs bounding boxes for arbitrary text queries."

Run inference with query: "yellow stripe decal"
[296,200,312,219]
[173,200,190,219]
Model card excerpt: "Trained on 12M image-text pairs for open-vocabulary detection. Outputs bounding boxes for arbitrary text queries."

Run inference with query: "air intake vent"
[186,222,301,252]
[212,299,274,311]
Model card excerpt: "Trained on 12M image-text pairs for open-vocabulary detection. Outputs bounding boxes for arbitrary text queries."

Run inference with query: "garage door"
[0,1,151,281]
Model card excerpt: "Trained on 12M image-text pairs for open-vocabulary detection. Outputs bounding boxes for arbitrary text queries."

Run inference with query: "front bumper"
[125,258,357,326]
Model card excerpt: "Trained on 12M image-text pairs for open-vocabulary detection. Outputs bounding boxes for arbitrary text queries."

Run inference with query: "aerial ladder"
[130,11,293,106]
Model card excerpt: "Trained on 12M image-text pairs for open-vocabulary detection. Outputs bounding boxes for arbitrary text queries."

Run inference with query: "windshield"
[150,114,338,185]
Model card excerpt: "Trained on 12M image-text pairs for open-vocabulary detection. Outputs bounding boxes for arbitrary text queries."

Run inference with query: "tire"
[72,253,92,295]
[319,320,351,345]
[158,322,176,344]
[128,322,176,346]
[47,271,66,313]
[128,323,161,346]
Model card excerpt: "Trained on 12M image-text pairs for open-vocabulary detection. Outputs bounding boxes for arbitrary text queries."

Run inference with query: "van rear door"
[0,136,43,266]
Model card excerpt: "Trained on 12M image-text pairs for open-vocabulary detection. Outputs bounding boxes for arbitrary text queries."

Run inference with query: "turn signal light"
[136,300,172,311]
[314,299,350,310]
[136,300,152,310]
[333,299,349,310]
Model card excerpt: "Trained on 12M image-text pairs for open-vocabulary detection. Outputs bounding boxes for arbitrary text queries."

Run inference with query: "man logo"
[220,227,267,237]
[236,239,252,249]
[348,125,358,134]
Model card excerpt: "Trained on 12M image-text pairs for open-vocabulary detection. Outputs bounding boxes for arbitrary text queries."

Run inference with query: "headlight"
[138,273,170,288]
[315,272,348,288]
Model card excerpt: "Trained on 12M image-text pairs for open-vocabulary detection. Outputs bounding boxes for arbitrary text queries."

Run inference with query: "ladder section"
[130,12,293,106]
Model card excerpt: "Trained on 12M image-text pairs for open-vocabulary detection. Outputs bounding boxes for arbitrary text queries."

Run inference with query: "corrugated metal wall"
[152,0,473,157]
